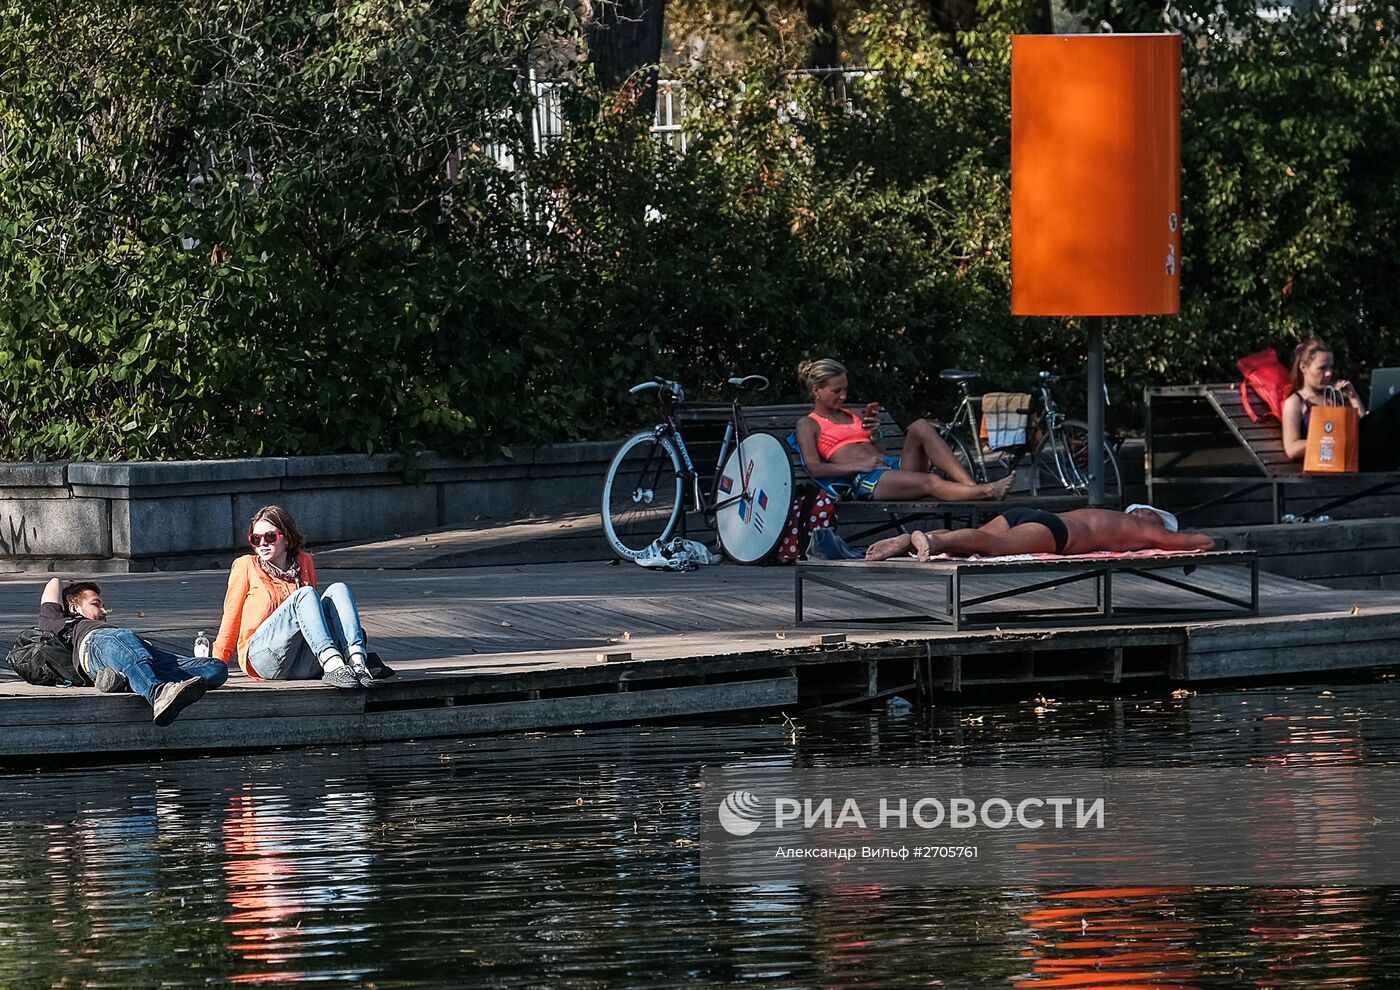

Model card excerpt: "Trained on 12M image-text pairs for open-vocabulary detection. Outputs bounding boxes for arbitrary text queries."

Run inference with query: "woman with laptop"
[1282,338,1400,469]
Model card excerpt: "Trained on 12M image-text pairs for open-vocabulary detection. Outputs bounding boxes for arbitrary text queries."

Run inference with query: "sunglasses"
[248,530,282,547]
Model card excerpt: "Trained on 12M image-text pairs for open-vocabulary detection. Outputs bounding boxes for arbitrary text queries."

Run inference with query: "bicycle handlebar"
[1035,370,1111,406]
[628,374,769,401]
[727,375,769,391]
[628,378,685,402]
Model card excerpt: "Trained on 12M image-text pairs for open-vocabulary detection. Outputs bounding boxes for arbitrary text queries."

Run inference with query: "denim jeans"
[246,583,367,681]
[84,628,230,705]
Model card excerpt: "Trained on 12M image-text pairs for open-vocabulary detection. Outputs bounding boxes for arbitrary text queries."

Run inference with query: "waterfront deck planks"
[2,559,1399,759]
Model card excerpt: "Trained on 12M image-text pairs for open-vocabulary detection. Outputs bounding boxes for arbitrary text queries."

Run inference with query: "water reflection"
[222,784,378,984]
[0,677,1399,987]
[1019,887,1201,989]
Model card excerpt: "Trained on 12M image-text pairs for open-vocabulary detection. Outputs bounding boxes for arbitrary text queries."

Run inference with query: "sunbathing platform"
[796,550,1259,630]
[3,546,1400,761]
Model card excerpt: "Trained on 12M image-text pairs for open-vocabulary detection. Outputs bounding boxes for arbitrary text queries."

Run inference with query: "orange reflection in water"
[219,783,377,985]
[1017,886,1200,990]
[222,789,307,971]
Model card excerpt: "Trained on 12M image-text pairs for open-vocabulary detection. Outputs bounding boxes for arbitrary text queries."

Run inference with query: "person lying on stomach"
[865,505,1214,561]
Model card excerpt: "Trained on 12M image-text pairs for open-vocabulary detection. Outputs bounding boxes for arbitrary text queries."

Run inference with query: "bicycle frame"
[1034,376,1109,492]
[648,393,752,528]
[935,387,994,477]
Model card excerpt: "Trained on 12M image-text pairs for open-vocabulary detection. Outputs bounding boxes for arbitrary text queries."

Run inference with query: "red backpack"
[1236,350,1294,422]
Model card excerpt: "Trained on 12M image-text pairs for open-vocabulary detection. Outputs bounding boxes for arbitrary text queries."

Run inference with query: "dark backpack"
[4,627,91,687]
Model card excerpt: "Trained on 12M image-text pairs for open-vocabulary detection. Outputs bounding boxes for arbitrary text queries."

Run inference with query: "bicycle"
[601,374,792,563]
[933,368,1122,503]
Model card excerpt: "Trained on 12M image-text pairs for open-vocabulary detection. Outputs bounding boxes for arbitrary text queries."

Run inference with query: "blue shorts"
[835,456,900,501]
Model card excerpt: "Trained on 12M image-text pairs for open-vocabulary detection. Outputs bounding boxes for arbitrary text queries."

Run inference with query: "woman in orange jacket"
[213,505,393,689]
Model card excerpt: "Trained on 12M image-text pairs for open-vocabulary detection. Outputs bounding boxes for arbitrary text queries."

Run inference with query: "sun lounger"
[1146,384,1400,523]
[795,549,1259,630]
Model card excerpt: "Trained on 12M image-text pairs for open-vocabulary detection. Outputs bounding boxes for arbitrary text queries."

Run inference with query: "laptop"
[1370,368,1400,412]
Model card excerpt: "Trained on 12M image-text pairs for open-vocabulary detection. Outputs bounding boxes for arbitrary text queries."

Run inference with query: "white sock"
[319,649,346,673]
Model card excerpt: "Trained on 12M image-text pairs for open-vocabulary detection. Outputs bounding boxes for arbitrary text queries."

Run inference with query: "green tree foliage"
[2,0,1399,460]
[531,0,1400,423]
[0,0,576,458]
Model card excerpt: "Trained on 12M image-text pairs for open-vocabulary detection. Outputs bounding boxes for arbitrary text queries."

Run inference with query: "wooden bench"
[795,551,1260,631]
[1145,384,1400,523]
[677,402,1083,541]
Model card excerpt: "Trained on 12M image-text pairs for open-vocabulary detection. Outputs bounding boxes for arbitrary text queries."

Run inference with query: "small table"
[795,551,1259,630]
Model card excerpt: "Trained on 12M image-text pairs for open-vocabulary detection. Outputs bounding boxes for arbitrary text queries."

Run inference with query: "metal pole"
[1087,316,1106,506]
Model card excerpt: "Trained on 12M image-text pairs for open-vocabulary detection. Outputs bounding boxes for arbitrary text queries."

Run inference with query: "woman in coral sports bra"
[794,358,1014,501]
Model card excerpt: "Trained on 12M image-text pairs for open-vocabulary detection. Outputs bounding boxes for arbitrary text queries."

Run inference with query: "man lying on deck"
[865,505,1215,561]
[37,578,228,725]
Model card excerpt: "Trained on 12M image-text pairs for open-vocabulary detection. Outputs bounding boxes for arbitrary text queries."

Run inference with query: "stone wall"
[0,443,617,572]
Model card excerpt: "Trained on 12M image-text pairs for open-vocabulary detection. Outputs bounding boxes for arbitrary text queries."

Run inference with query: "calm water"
[4,675,1400,988]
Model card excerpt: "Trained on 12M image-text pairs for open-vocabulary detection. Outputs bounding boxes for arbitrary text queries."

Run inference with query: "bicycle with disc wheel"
[601,374,792,564]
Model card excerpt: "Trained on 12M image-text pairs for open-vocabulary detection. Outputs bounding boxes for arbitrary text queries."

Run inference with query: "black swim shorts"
[1000,507,1069,554]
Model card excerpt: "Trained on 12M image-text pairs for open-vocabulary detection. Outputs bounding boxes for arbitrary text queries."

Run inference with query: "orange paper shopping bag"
[1304,392,1359,474]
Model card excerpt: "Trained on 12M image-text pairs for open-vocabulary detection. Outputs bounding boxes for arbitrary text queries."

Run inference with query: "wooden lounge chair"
[1146,383,1400,523]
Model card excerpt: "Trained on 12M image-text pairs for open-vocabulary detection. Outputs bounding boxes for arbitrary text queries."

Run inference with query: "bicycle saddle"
[939,368,980,382]
[727,375,769,390]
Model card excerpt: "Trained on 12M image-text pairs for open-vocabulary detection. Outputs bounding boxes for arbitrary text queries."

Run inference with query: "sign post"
[1011,33,1182,505]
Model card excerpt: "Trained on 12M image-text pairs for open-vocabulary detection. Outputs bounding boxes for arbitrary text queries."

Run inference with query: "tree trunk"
[805,0,839,70]
[584,0,668,120]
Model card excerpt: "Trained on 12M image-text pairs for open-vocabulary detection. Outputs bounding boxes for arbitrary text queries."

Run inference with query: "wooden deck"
[4,554,1400,759]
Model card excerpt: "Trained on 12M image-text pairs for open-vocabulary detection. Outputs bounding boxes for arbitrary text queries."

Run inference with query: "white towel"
[981,392,1032,450]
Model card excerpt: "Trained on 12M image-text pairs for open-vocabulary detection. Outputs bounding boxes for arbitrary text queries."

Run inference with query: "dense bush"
[2,0,1399,460]
[0,0,576,458]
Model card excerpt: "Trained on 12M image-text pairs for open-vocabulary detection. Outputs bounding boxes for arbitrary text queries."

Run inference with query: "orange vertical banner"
[1011,34,1182,316]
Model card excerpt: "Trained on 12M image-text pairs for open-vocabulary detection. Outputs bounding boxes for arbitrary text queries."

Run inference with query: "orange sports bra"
[808,410,873,460]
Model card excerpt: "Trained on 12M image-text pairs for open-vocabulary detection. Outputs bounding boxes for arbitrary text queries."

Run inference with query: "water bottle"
[194,631,211,658]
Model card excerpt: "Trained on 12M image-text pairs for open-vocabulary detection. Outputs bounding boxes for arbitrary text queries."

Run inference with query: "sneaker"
[634,540,671,569]
[364,651,396,680]
[635,539,696,571]
[320,665,364,690]
[345,652,378,689]
[152,677,207,727]
[662,538,716,566]
[95,668,129,693]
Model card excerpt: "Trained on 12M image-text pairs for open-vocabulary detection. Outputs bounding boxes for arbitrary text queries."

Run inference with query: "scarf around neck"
[259,554,303,586]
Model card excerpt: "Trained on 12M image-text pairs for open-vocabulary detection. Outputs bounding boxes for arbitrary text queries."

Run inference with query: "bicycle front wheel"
[936,426,987,483]
[1031,420,1121,504]
[602,431,684,559]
